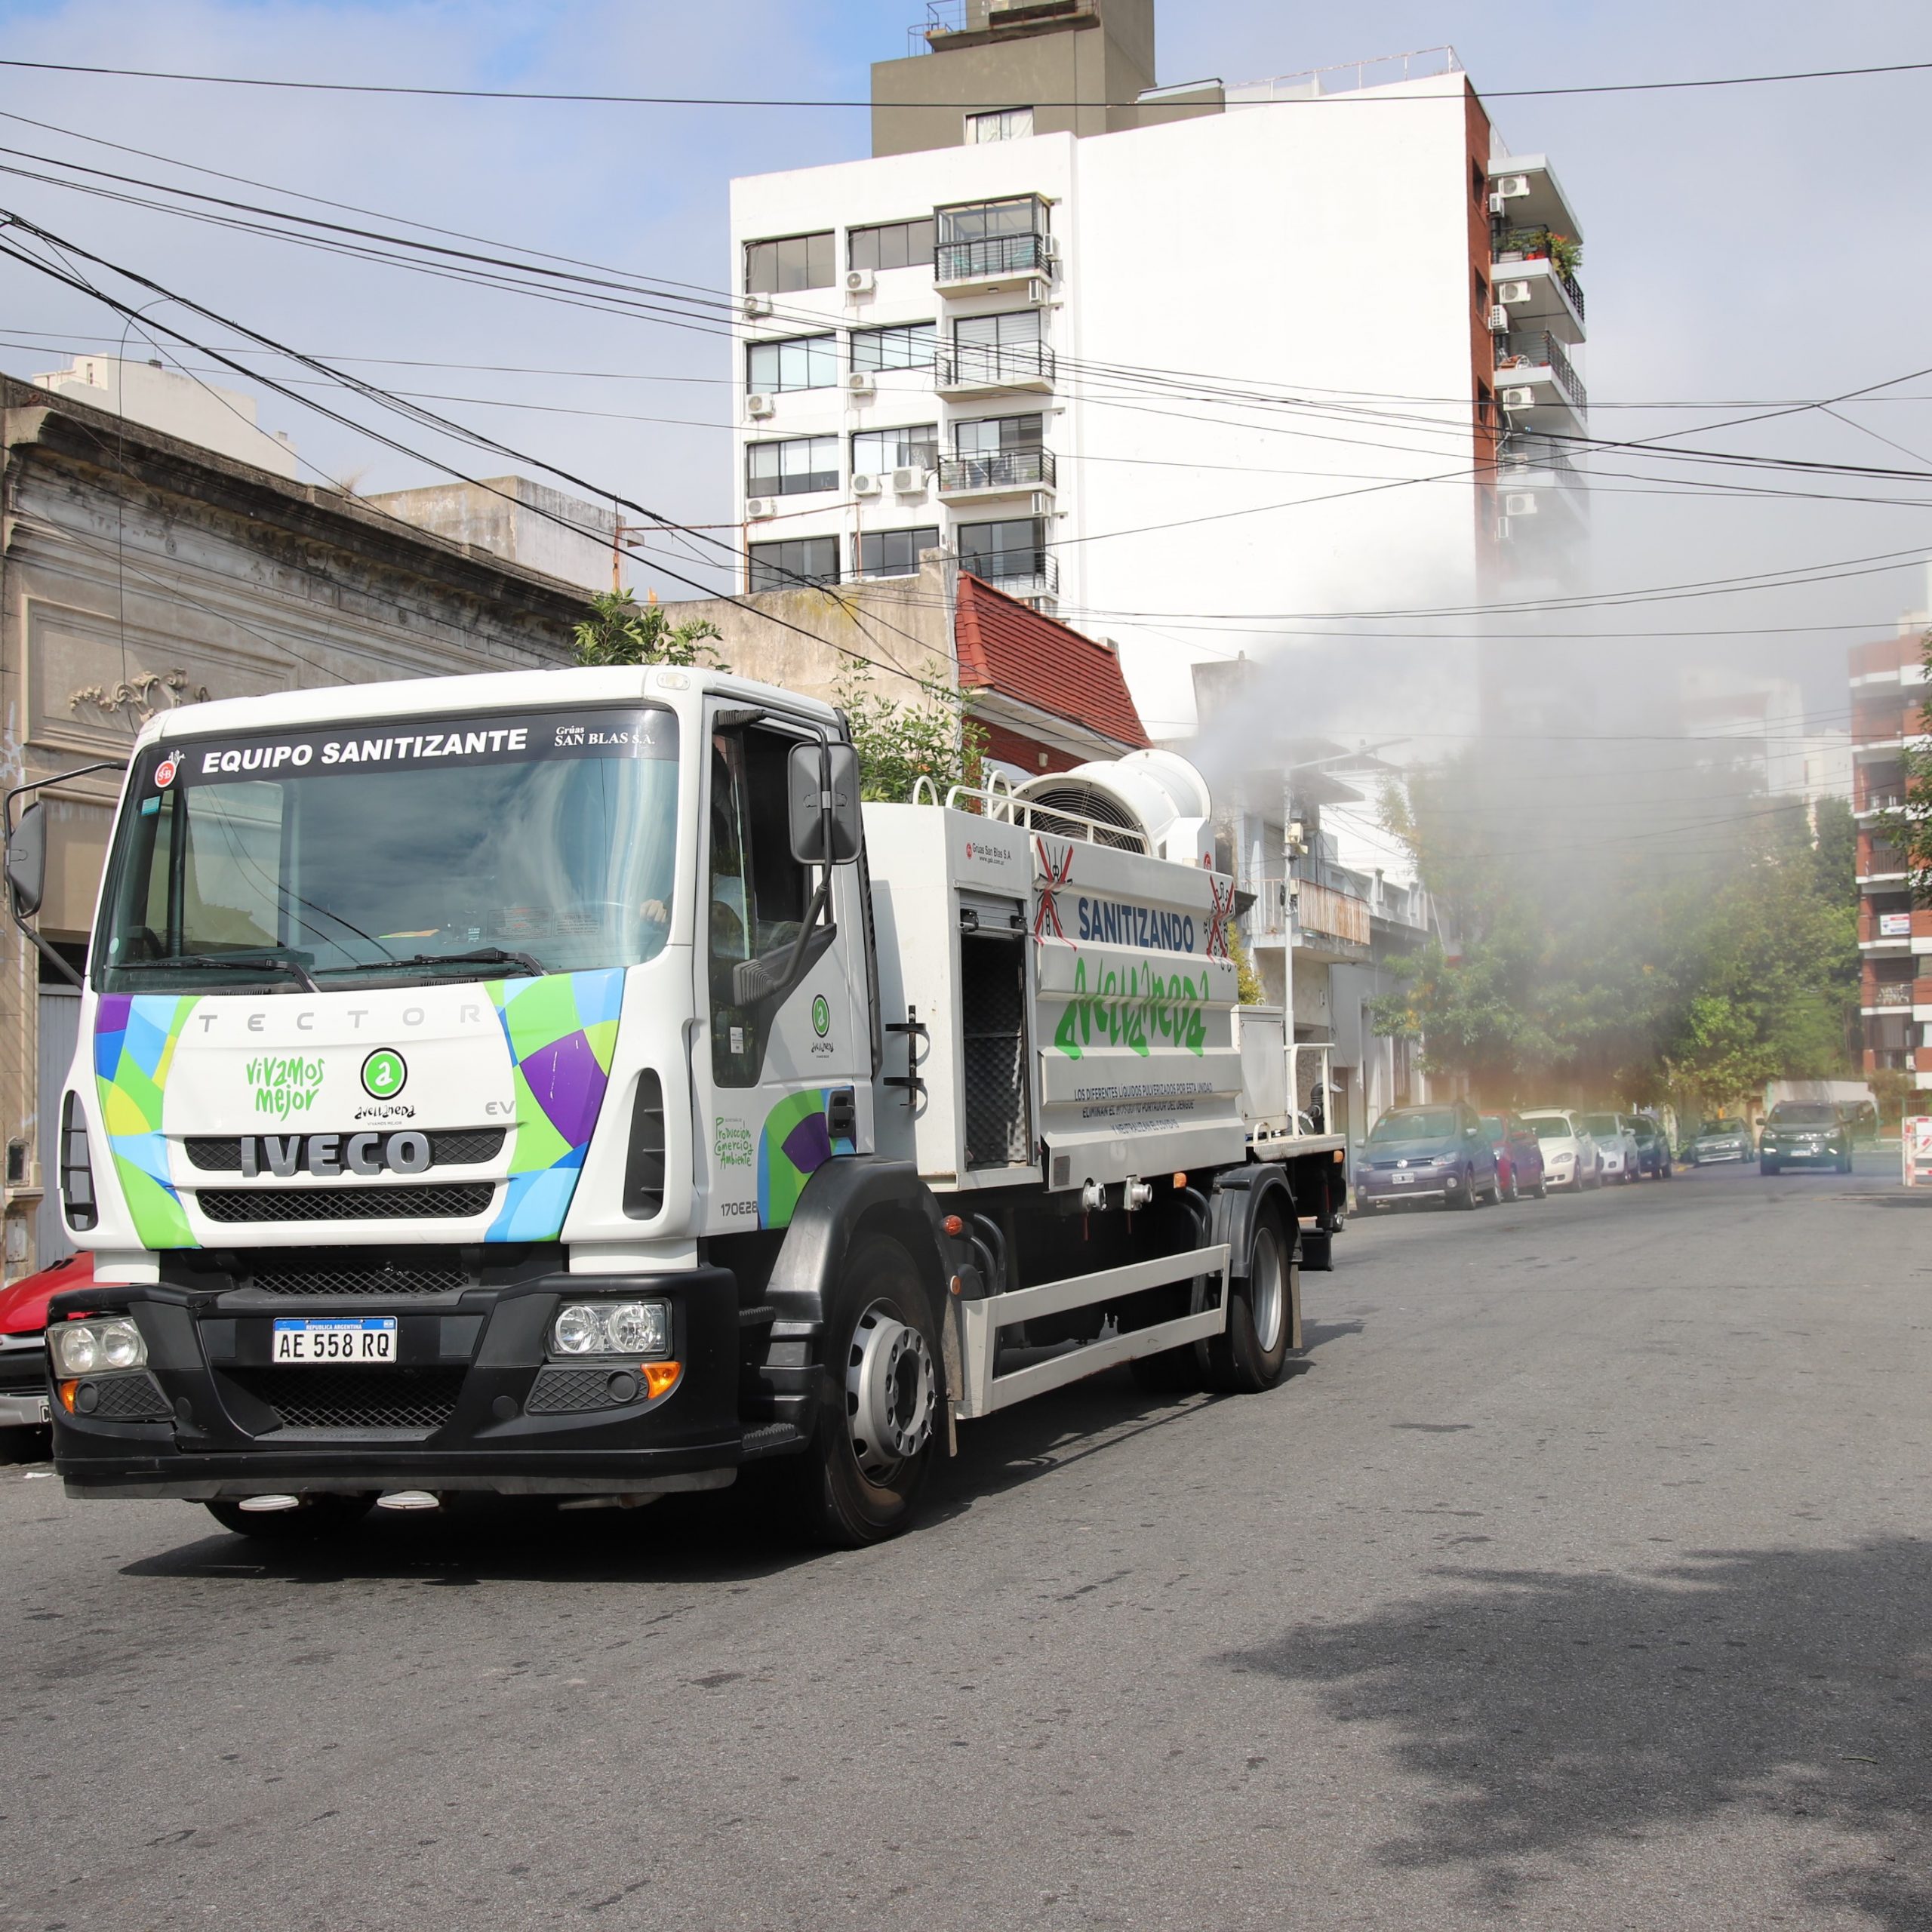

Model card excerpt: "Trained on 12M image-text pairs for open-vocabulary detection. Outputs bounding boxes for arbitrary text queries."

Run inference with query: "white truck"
[6,665,1347,1545]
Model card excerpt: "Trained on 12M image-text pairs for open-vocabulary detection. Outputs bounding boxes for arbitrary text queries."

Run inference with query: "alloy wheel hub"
[845,1302,937,1479]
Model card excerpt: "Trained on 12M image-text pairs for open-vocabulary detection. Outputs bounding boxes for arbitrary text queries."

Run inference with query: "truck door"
[694,709,870,1235]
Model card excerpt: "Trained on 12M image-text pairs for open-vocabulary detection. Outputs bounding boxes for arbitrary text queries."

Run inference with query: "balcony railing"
[939,447,1056,494]
[1493,246,1586,322]
[1870,982,1914,1008]
[961,547,1058,596]
[912,0,1097,53]
[1857,789,1906,814]
[936,342,1057,390]
[1294,879,1372,948]
[1497,331,1587,411]
[935,233,1052,285]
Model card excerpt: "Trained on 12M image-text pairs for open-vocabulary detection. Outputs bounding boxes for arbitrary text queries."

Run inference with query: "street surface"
[2,1155,1927,1931]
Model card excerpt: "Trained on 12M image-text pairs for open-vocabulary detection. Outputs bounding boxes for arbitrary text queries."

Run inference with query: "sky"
[0,0,1929,748]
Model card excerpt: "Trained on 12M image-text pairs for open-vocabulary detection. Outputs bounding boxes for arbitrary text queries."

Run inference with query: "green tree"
[833,657,987,803]
[572,589,723,668]
[1227,921,1266,1005]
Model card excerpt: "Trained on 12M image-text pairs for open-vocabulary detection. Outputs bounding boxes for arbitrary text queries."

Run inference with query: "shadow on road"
[1220,1539,1932,1925]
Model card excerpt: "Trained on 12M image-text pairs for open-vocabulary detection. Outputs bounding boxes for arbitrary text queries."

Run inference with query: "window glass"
[964,109,1035,144]
[857,528,942,579]
[954,413,1044,456]
[849,219,936,272]
[708,725,811,1086]
[746,435,838,497]
[957,516,1044,577]
[938,196,1047,244]
[743,232,835,294]
[853,426,939,475]
[749,537,840,592]
[953,309,1041,349]
[851,322,936,372]
[747,334,837,393]
[1526,1116,1572,1140]
[1367,1109,1457,1143]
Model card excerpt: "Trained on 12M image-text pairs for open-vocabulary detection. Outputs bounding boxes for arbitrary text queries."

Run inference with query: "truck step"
[740,1423,806,1461]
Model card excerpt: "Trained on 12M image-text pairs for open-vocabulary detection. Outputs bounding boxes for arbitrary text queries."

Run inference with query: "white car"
[1521,1109,1600,1192]
[1581,1112,1641,1186]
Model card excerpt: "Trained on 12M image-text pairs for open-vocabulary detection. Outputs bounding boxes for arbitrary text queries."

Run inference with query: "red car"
[0,1251,92,1432]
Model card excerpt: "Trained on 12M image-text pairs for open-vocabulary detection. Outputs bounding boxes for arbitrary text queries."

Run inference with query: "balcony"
[1293,879,1372,953]
[934,232,1054,292]
[938,446,1056,500]
[936,342,1056,395]
[1867,980,1914,1009]
[1854,703,1924,752]
[1494,331,1586,421]
[962,546,1058,601]
[912,0,1098,55]
[1490,251,1586,345]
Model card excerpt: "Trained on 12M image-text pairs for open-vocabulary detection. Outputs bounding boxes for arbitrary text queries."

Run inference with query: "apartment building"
[728,0,1588,731]
[1849,622,1932,1078]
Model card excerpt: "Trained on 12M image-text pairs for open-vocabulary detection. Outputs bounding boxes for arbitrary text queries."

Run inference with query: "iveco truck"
[7,665,1347,1545]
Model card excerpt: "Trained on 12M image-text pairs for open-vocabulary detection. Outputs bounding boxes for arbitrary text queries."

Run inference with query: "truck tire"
[788,1233,940,1548]
[1204,1201,1294,1394]
[204,1494,376,1541]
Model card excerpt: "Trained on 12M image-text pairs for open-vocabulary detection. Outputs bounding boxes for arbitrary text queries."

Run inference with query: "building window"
[1470,159,1487,206]
[749,536,839,592]
[854,425,939,475]
[957,515,1046,581]
[966,107,1035,143]
[746,435,838,498]
[949,308,1044,385]
[851,322,937,372]
[747,334,837,393]
[954,413,1044,456]
[1473,267,1489,312]
[857,527,943,580]
[743,231,835,294]
[848,218,936,272]
[937,196,1048,246]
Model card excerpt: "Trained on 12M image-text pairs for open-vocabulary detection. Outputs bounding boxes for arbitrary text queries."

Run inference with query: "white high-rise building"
[728,1,1587,730]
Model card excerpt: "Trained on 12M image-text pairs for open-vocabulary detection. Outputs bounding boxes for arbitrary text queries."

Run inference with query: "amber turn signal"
[641,1361,681,1400]
[57,1380,79,1415]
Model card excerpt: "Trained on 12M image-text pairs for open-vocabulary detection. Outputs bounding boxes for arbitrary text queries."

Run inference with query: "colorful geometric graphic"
[93,993,200,1248]
[756,1088,857,1229]
[485,968,625,1241]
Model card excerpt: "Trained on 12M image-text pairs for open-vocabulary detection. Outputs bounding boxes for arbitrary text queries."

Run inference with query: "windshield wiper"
[320,946,547,981]
[122,952,321,992]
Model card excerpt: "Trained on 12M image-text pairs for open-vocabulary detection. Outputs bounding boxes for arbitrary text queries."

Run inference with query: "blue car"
[1356,1101,1503,1212]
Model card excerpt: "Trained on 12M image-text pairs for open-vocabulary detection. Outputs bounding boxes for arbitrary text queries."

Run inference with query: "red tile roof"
[954,573,1149,750]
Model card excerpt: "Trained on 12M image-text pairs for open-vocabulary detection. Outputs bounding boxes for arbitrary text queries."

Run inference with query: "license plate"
[1392,1172,1416,1185]
[34,1396,50,1425]
[272,1318,397,1364]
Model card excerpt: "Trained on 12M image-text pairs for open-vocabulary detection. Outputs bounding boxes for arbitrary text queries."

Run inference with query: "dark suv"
[1759,1103,1853,1175]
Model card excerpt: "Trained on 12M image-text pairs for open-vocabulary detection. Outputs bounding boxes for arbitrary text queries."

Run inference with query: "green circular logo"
[811,995,830,1038]
[361,1048,407,1099]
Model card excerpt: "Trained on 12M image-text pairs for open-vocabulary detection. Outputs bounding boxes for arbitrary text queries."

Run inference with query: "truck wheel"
[1204,1201,1294,1394]
[789,1234,940,1548]
[204,1494,376,1540]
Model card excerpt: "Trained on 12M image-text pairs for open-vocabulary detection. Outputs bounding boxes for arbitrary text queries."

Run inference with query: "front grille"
[244,1260,468,1298]
[184,1129,504,1174]
[197,1184,495,1224]
[228,1365,465,1431]
[527,1366,638,1414]
[87,1372,172,1421]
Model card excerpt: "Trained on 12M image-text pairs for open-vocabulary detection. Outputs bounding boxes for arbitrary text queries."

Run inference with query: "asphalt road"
[3,1152,1929,1931]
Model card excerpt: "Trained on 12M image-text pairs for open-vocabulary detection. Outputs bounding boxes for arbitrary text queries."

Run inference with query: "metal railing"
[935,232,1053,283]
[939,448,1056,494]
[1857,789,1906,813]
[1226,46,1460,101]
[937,342,1057,389]
[1294,879,1372,948]
[1872,982,1914,1008]
[912,0,1096,53]
[961,547,1059,595]
[931,776,1149,853]
[1496,331,1587,411]
[1287,1042,1337,1137]
[1494,245,1586,322]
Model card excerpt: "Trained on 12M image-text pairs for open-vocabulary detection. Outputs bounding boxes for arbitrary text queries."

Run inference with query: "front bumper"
[1762,1143,1841,1164]
[51,1260,749,1500]
[1357,1169,1456,1203]
[0,1337,51,1427]
[1694,1146,1744,1163]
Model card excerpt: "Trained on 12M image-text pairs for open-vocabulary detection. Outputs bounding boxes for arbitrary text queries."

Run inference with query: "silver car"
[1582,1112,1641,1186]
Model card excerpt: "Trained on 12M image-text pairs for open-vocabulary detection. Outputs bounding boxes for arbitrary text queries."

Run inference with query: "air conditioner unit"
[1500,386,1535,411]
[742,294,774,319]
[1503,491,1539,518]
[1493,174,1531,199]
[1025,277,1051,306]
[746,497,778,520]
[1497,279,1533,306]
[844,268,875,297]
[746,392,776,418]
[852,472,882,497]
[1487,306,1512,332]
[1487,192,1509,217]
[1037,233,1059,261]
[844,371,876,398]
[891,464,927,494]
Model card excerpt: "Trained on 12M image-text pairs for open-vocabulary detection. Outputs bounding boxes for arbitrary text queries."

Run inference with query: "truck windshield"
[96,705,680,992]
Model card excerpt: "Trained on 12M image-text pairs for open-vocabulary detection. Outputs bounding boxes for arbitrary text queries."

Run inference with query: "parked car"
[1355,1102,1502,1211]
[1582,1112,1640,1185]
[1481,1113,1549,1201]
[1521,1109,1599,1192]
[1684,1118,1751,1165]
[1629,1117,1675,1180]
[0,1251,92,1433]
[1759,1101,1854,1175]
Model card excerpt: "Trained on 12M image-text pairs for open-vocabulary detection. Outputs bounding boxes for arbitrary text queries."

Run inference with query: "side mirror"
[5,801,47,918]
[786,742,862,865]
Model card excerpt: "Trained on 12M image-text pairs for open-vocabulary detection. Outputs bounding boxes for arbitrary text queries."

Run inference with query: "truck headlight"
[50,1318,146,1377]
[549,1300,670,1360]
